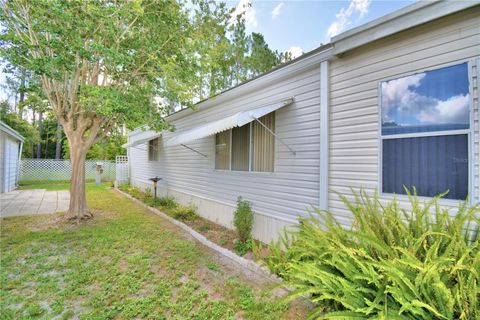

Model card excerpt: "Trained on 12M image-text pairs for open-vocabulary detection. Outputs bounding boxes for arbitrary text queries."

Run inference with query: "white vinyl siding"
[329,7,480,223]
[0,133,21,193]
[129,66,321,224]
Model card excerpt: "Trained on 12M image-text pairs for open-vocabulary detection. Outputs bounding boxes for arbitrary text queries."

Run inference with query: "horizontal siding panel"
[331,24,480,82]
[329,7,479,215]
[330,8,480,72]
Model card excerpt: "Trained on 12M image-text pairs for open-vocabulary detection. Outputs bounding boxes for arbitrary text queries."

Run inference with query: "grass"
[18,180,103,191]
[0,183,306,319]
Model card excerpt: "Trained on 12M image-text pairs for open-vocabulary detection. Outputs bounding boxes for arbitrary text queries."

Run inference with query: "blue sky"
[227,0,415,57]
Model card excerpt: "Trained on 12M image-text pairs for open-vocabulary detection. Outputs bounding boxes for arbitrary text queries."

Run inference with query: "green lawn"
[1,184,305,319]
[18,180,100,191]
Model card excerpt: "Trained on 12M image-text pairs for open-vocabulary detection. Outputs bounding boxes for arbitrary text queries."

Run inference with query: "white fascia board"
[332,0,479,55]
[166,45,333,122]
[0,121,25,142]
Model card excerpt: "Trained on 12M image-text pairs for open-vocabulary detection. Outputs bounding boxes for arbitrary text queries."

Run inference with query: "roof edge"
[332,0,478,54]
[0,121,25,142]
[165,44,333,122]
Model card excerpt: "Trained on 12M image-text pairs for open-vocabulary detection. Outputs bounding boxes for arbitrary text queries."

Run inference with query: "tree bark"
[67,143,91,219]
[31,110,36,157]
[55,123,62,159]
[37,111,43,158]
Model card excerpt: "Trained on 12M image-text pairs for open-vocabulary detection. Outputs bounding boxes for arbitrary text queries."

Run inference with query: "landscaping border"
[115,188,281,283]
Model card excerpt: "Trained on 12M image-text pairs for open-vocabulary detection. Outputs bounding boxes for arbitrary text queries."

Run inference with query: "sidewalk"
[0,189,70,217]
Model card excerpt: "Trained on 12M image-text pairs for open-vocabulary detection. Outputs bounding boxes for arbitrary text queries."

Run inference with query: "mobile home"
[124,1,480,243]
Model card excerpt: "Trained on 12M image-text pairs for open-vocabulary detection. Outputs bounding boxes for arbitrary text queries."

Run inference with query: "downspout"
[319,60,329,210]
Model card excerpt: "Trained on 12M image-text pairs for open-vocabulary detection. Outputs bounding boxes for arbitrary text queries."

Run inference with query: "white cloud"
[381,73,470,125]
[230,0,257,29]
[271,2,284,19]
[288,46,303,59]
[418,94,470,124]
[327,0,371,38]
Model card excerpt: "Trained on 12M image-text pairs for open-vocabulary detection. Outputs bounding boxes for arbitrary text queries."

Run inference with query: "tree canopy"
[0,0,292,218]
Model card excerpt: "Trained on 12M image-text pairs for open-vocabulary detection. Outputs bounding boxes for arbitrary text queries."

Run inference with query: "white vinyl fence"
[115,156,129,186]
[20,159,116,182]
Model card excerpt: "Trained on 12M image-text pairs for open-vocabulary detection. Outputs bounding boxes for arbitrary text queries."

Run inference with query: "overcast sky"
[0,0,415,102]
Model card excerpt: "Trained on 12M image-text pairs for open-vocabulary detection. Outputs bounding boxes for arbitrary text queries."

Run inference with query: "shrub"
[233,239,252,256]
[170,204,197,221]
[157,195,178,208]
[233,196,254,243]
[264,189,480,319]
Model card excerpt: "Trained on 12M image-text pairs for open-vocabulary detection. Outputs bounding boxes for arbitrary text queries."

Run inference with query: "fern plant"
[264,189,479,319]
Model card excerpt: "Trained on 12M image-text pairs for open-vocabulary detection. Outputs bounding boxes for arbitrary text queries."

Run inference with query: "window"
[148,138,159,161]
[215,130,230,170]
[380,62,470,200]
[215,112,275,172]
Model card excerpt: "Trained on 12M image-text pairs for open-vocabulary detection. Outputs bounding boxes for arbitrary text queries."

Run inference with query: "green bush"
[156,195,178,208]
[234,196,254,243]
[170,204,197,221]
[233,239,252,256]
[264,189,480,319]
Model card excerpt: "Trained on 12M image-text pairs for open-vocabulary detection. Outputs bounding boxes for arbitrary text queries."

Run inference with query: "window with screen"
[214,112,275,172]
[380,62,470,200]
[148,138,159,161]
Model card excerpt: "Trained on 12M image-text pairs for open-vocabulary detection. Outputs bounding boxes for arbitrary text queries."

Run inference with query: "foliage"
[234,196,254,243]
[263,189,480,319]
[0,184,301,319]
[62,129,126,160]
[156,195,179,209]
[171,204,198,221]
[233,239,253,257]
[0,100,38,158]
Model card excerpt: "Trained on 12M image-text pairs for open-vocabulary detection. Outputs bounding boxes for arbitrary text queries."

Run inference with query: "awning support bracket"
[181,144,208,158]
[252,116,296,155]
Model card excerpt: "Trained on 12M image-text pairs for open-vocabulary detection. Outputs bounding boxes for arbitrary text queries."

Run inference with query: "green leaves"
[263,189,480,319]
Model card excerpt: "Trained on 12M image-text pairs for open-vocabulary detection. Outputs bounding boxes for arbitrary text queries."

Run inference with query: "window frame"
[214,112,276,173]
[148,138,159,162]
[377,60,475,204]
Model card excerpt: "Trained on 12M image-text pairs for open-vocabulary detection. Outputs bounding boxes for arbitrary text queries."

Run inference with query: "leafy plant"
[170,204,198,221]
[234,239,252,257]
[263,189,480,319]
[233,196,254,243]
[157,196,178,209]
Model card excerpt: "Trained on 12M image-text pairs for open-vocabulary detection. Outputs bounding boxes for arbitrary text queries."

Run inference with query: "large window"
[148,138,159,161]
[215,112,275,172]
[380,62,470,200]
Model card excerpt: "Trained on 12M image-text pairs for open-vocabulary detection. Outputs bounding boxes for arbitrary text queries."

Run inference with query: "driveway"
[0,189,70,217]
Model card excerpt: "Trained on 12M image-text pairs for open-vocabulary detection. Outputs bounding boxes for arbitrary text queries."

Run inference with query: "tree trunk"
[68,144,91,219]
[18,67,26,119]
[32,110,36,157]
[37,111,43,158]
[55,123,62,159]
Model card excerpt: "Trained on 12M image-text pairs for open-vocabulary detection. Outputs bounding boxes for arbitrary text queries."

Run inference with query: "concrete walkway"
[0,189,70,218]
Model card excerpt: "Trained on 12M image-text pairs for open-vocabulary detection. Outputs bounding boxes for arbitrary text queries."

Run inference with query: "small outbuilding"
[0,121,24,193]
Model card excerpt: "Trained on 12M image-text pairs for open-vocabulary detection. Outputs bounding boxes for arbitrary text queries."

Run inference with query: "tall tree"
[247,33,281,77]
[55,123,62,159]
[1,0,222,219]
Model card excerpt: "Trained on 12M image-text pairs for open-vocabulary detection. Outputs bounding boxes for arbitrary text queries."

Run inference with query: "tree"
[0,100,37,158]
[247,33,281,77]
[1,0,219,219]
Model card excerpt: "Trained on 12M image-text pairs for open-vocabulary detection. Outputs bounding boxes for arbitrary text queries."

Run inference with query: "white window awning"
[165,98,293,147]
[122,130,162,149]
